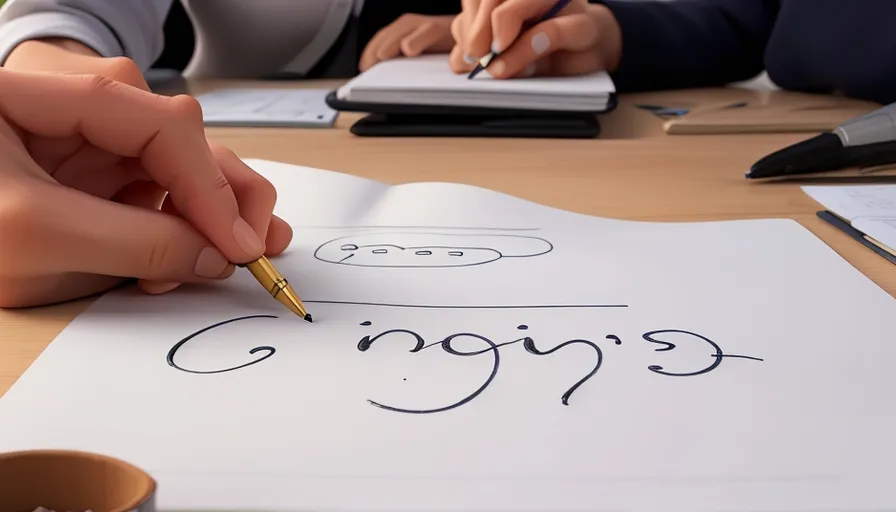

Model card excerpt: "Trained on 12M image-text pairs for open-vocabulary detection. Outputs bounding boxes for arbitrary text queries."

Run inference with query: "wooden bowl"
[0,449,156,512]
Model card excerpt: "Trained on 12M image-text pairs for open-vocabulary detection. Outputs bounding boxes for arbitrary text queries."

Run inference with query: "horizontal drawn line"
[304,301,628,310]
[150,470,834,482]
[292,226,541,231]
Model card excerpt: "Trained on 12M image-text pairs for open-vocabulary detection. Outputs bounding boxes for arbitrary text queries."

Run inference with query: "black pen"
[747,101,896,179]
[467,0,572,79]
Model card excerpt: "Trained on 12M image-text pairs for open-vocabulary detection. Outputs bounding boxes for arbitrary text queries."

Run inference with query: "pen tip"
[304,313,313,323]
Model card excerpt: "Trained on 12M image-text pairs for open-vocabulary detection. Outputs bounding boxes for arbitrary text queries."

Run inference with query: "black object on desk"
[747,101,896,179]
[816,211,896,265]
[325,91,614,139]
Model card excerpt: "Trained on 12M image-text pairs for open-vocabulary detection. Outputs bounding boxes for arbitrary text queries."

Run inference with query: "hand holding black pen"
[467,0,573,79]
[451,0,622,81]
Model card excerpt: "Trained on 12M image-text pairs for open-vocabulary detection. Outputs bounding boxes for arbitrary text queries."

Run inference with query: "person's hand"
[449,0,622,78]
[359,14,457,72]
[0,69,293,308]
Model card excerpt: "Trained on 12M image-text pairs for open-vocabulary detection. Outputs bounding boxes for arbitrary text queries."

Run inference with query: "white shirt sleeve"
[0,0,174,70]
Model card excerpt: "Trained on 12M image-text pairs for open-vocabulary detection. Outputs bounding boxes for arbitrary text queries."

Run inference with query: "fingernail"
[194,247,230,278]
[521,63,536,77]
[217,264,236,279]
[531,32,550,55]
[464,53,475,64]
[232,217,264,257]
[140,281,181,295]
[491,40,502,54]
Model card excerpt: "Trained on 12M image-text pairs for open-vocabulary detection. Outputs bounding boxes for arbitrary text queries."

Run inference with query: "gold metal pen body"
[241,256,312,322]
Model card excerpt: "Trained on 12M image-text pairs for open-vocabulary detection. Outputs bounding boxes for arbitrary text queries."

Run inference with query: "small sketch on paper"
[313,232,552,268]
[844,189,896,210]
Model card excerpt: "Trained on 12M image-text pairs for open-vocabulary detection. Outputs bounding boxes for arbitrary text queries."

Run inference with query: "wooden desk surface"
[1,81,892,397]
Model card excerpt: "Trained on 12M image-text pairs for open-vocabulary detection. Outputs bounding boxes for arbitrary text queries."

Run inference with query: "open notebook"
[335,54,616,112]
[1,159,895,511]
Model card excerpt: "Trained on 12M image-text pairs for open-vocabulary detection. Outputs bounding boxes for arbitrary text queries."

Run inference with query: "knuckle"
[72,72,122,96]
[164,94,205,126]
[396,13,421,24]
[146,238,172,274]
[100,56,147,89]
[210,170,232,193]
[208,140,236,161]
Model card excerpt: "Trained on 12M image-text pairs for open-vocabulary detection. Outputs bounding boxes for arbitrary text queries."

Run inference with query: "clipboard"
[636,89,881,135]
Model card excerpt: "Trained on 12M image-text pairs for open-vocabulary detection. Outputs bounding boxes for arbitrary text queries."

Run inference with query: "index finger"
[0,69,264,264]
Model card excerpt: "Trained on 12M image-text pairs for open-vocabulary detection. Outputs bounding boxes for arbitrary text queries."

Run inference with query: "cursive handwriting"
[167,314,279,374]
[166,317,764,413]
[357,323,607,413]
[643,329,764,377]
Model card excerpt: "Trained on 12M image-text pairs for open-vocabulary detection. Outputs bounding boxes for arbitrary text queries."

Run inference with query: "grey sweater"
[0,0,365,77]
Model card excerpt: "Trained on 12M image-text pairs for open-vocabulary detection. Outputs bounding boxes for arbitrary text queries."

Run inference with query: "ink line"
[315,233,553,268]
[357,330,502,414]
[305,301,628,310]
[357,324,611,413]
[294,226,542,231]
[643,329,763,377]
[167,314,278,374]
[718,354,764,362]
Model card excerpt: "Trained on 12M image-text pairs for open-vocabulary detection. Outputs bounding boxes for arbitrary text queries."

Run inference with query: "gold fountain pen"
[238,256,312,322]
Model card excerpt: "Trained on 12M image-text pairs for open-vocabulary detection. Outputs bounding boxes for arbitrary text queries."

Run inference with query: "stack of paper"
[336,55,616,112]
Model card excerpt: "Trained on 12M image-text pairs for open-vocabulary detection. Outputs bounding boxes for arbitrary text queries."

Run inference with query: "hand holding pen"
[448,0,623,80]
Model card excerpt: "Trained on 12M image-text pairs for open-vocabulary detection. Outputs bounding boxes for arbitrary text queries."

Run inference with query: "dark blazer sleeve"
[596,0,780,92]
[761,0,896,105]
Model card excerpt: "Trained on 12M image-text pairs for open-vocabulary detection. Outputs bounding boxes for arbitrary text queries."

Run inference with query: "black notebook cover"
[325,90,615,139]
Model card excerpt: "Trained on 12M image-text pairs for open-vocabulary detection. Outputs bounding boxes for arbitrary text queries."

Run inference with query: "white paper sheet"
[1,160,896,511]
[803,184,896,250]
[195,88,338,127]
[336,55,615,111]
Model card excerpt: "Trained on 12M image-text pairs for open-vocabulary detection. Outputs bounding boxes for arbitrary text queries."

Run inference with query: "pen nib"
[276,284,312,322]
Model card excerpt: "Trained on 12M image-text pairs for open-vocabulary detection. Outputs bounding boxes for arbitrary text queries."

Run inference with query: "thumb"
[10,182,235,284]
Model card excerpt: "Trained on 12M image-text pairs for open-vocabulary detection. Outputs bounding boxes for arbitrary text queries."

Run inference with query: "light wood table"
[2,80,893,397]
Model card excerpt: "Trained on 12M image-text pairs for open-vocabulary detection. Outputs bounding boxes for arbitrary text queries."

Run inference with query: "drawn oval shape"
[314,232,552,268]
[167,314,278,374]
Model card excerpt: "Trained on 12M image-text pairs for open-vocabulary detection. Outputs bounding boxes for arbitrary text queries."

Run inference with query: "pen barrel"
[244,259,289,297]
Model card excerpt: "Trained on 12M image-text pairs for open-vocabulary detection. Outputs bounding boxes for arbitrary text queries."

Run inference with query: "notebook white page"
[803,184,896,249]
[337,55,615,111]
[0,160,895,511]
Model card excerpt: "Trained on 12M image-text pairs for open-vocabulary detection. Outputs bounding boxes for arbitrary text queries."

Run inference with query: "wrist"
[588,3,622,72]
[4,38,102,70]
